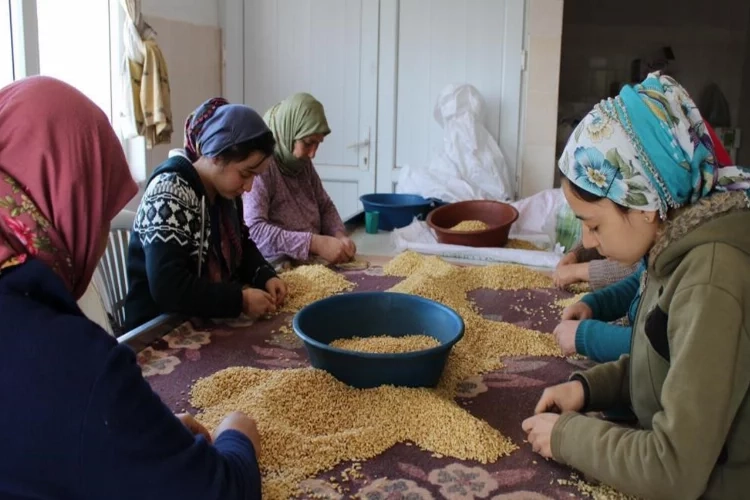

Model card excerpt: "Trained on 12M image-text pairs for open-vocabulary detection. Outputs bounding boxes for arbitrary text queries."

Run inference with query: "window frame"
[6,0,146,182]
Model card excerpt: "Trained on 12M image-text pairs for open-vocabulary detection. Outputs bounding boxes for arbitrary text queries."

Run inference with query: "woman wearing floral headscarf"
[242,93,356,264]
[125,97,287,330]
[0,77,263,499]
[522,73,750,499]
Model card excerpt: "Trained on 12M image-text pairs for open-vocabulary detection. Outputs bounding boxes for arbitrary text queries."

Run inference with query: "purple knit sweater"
[242,158,345,262]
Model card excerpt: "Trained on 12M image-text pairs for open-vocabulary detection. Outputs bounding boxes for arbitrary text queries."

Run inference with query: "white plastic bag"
[509,188,565,238]
[396,84,512,202]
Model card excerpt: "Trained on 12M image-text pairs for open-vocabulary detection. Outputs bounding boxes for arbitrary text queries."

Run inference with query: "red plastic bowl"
[426,200,519,248]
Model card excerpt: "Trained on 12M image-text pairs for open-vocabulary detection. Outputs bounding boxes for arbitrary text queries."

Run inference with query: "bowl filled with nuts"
[426,199,519,248]
[292,291,464,389]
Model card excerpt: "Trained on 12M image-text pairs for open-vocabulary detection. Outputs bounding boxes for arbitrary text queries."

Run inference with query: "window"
[4,0,145,181]
[36,0,114,119]
[4,0,121,122]
[0,0,14,87]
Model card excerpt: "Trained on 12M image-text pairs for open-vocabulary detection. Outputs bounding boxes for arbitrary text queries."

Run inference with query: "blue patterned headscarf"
[558,72,750,219]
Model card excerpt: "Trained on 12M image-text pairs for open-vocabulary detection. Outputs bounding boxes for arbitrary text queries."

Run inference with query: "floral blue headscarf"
[559,72,750,219]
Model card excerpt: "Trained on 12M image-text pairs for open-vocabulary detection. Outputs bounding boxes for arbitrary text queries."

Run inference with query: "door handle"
[346,138,371,149]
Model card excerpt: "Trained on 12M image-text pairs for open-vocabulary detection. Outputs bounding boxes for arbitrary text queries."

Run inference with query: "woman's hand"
[265,277,287,307]
[242,288,276,318]
[557,251,578,267]
[533,380,586,414]
[214,411,261,456]
[553,320,580,356]
[176,413,212,443]
[523,380,587,459]
[521,413,559,459]
[336,233,357,260]
[562,302,593,321]
[311,234,350,264]
[553,262,589,288]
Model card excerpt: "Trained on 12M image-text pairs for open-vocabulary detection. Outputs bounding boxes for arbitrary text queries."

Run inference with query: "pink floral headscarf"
[0,76,138,298]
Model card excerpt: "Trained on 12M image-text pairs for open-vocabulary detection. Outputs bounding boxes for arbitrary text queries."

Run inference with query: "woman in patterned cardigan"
[124,98,286,330]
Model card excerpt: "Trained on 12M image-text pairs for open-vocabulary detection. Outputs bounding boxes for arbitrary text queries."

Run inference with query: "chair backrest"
[77,274,115,336]
[97,209,136,332]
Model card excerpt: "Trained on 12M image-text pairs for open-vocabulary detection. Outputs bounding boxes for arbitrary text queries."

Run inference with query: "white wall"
[518,0,564,198]
[141,0,219,26]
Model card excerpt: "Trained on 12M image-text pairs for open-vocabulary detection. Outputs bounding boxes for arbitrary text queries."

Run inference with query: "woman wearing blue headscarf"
[125,98,287,330]
[522,73,750,499]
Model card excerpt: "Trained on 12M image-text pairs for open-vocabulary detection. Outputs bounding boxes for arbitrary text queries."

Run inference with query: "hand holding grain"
[265,277,287,307]
[176,413,212,443]
[561,302,593,320]
[557,251,578,268]
[521,413,559,459]
[337,235,357,260]
[242,288,276,318]
[552,320,580,355]
[553,262,588,288]
[214,411,261,456]
[533,381,585,414]
[311,235,350,264]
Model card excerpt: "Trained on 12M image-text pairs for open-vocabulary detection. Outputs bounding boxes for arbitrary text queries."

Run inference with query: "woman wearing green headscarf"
[242,93,356,264]
[521,72,750,499]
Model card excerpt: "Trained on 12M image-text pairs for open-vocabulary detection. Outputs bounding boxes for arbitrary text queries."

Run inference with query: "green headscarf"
[263,93,331,176]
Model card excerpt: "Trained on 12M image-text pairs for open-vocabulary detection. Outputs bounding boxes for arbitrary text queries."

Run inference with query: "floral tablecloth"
[139,264,601,500]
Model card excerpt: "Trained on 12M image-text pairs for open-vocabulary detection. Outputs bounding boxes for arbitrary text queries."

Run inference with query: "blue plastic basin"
[293,291,464,389]
[359,193,445,231]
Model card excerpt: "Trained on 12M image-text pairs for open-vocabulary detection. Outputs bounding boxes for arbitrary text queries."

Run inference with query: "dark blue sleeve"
[580,265,642,322]
[575,320,633,363]
[79,345,261,500]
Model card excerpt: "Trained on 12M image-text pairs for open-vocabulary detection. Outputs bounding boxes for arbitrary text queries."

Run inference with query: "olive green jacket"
[551,191,750,500]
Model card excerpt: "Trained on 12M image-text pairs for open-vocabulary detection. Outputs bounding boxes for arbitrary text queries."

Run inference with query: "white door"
[375,0,525,197]
[242,0,379,220]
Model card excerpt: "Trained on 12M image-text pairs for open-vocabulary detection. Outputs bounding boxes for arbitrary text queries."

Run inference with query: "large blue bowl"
[359,193,446,231]
[293,292,464,389]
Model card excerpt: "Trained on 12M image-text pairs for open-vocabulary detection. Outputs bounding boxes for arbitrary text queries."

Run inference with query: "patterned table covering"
[139,263,603,500]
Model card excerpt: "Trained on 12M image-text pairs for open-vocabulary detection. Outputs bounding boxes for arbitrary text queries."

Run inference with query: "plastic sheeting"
[396,84,513,203]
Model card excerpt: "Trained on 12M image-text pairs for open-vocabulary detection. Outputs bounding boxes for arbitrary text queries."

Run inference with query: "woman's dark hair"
[216,131,276,164]
[562,176,630,213]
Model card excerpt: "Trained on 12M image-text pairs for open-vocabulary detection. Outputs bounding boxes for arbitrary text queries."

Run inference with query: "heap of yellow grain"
[191,251,564,499]
[450,220,489,232]
[330,335,440,353]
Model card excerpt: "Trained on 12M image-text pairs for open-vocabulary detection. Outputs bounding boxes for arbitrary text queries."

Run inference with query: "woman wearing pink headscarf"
[0,77,263,499]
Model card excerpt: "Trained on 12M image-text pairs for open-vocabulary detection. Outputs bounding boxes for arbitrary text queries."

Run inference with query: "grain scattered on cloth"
[567,282,591,294]
[555,292,589,310]
[384,251,561,394]
[334,258,370,271]
[329,335,439,353]
[505,239,544,251]
[557,473,640,499]
[280,264,354,312]
[450,220,489,231]
[191,251,562,499]
[191,366,515,499]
